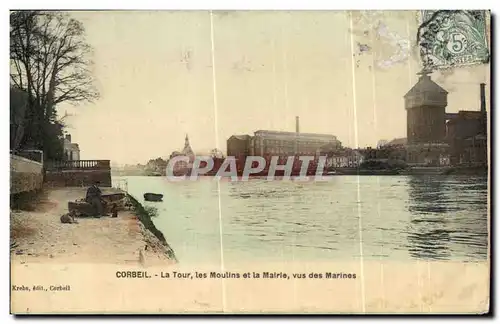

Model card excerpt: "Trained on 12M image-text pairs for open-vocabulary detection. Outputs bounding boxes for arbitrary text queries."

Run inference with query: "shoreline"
[126,193,178,262]
[10,187,177,266]
[113,166,488,178]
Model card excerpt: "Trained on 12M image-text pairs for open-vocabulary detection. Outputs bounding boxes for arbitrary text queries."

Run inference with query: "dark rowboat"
[144,193,163,202]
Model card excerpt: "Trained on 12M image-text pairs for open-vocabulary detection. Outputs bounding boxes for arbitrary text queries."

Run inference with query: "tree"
[10,87,29,150]
[210,148,225,159]
[10,11,98,161]
[145,157,168,175]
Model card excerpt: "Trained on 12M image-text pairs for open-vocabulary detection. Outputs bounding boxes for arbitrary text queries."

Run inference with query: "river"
[113,175,489,265]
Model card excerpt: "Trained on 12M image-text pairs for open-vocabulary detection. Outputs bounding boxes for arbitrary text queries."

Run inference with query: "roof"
[319,143,340,151]
[386,137,407,146]
[182,145,194,156]
[445,113,458,120]
[404,74,448,98]
[254,130,337,140]
[447,110,483,124]
[179,134,195,157]
[326,149,362,157]
[228,135,251,141]
[457,110,482,119]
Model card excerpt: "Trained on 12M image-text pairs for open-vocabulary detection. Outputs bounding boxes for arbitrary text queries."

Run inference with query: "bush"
[126,194,177,261]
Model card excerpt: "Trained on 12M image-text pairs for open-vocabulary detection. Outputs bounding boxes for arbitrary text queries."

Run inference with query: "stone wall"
[10,154,43,194]
[44,170,112,187]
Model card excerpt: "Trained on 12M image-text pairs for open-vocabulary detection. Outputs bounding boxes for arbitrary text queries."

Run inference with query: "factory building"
[401,71,487,166]
[445,83,488,165]
[226,117,341,158]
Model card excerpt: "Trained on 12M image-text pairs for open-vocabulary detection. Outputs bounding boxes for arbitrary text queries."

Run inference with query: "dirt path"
[10,187,175,266]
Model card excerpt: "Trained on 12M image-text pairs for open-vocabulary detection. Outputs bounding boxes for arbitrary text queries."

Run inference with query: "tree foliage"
[210,148,225,159]
[145,157,168,175]
[10,11,98,160]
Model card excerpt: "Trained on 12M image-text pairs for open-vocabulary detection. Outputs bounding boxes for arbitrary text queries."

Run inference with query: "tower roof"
[404,71,448,99]
[181,134,194,157]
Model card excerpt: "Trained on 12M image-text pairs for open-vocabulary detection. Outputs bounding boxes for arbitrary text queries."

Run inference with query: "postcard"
[10,9,490,314]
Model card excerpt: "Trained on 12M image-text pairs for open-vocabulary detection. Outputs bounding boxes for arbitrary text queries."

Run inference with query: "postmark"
[417,10,490,70]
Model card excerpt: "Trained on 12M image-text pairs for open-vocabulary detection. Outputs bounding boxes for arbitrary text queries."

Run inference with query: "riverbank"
[10,187,177,266]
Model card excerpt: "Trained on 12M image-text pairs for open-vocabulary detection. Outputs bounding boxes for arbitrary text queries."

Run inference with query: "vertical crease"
[406,15,424,313]
[209,10,226,312]
[349,11,366,313]
[370,26,385,308]
[280,16,298,308]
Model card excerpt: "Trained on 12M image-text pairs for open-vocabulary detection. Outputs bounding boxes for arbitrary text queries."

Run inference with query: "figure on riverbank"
[85,181,106,217]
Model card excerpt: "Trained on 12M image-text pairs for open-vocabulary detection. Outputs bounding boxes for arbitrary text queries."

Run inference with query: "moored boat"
[144,193,163,202]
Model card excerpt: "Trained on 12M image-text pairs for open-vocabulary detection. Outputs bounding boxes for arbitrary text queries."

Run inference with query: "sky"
[57,10,490,165]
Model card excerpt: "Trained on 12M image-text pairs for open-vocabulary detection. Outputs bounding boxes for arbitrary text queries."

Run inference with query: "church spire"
[182,133,194,157]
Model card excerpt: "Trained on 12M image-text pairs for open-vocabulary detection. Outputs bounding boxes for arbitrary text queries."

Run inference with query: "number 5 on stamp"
[417,10,490,69]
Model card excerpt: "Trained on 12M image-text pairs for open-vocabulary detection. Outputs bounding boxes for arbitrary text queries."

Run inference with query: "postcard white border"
[2,0,497,323]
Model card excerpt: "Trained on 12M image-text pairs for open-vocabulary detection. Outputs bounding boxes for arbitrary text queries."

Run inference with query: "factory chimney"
[480,83,486,113]
[295,116,300,134]
[479,83,487,136]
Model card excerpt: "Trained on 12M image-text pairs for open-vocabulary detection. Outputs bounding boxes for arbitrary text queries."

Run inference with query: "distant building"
[252,130,341,156]
[323,148,364,168]
[385,138,407,147]
[376,139,389,148]
[404,70,448,144]
[181,134,195,159]
[227,135,252,157]
[319,142,342,156]
[169,134,195,172]
[170,135,195,159]
[63,134,80,161]
[226,116,341,158]
[401,72,487,167]
[403,71,451,166]
[446,92,487,165]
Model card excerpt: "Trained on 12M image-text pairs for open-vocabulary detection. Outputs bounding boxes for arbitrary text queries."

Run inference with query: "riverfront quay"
[10,187,176,266]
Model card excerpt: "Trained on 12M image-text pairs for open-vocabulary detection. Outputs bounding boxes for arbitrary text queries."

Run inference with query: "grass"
[10,190,45,249]
[126,194,177,261]
[10,212,37,245]
[143,205,159,218]
[10,189,48,211]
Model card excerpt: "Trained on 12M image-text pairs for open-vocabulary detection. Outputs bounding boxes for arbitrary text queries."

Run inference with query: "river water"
[113,175,489,265]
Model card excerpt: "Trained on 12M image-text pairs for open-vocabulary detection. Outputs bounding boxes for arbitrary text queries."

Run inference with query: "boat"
[144,193,163,202]
[68,193,128,217]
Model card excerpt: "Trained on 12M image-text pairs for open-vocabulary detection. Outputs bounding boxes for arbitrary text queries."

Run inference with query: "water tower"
[404,70,448,144]
[403,70,450,166]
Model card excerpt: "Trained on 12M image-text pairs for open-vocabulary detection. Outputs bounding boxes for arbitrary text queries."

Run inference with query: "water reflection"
[117,176,488,263]
[406,176,488,261]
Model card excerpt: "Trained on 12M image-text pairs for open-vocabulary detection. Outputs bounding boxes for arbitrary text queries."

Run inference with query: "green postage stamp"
[417,10,490,69]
